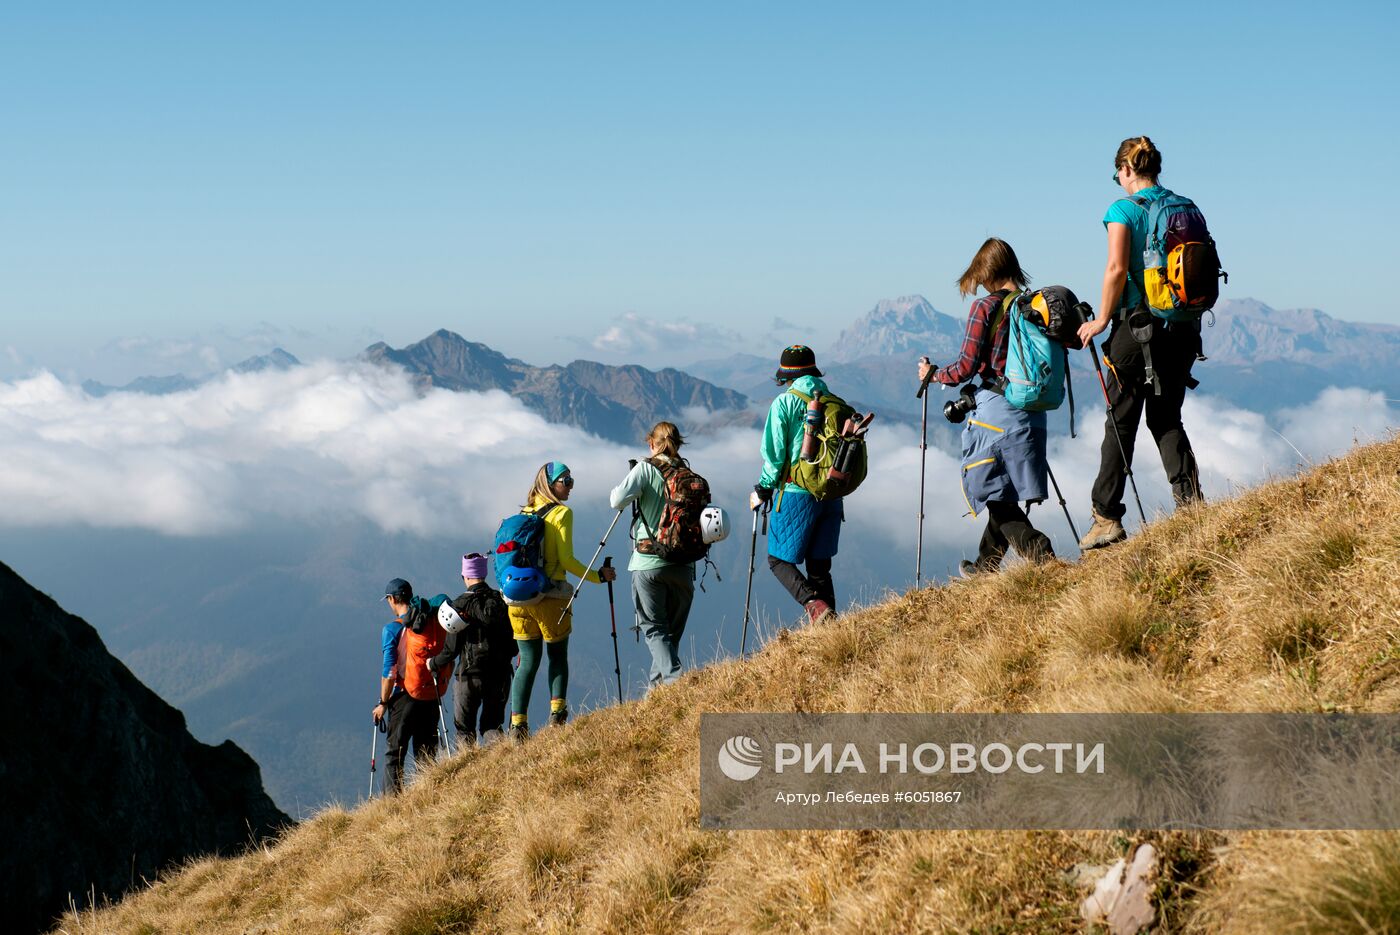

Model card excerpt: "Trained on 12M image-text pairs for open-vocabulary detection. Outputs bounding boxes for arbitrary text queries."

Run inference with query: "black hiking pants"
[452,669,511,744]
[384,693,440,793]
[768,555,835,609]
[1091,319,1203,521]
[977,500,1054,569]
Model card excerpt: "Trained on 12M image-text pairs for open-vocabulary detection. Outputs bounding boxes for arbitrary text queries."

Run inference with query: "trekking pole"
[603,556,623,703]
[1086,340,1148,526]
[740,504,769,657]
[915,357,935,586]
[1045,463,1081,548]
[436,689,452,760]
[369,716,386,799]
[554,506,626,629]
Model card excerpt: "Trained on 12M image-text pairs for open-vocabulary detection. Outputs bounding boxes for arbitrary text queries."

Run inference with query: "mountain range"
[78,334,752,446]
[74,297,1400,441]
[689,295,1400,418]
[0,558,288,935]
[361,329,752,443]
[81,348,302,397]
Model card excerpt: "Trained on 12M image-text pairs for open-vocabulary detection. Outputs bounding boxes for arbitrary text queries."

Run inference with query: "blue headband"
[547,461,571,483]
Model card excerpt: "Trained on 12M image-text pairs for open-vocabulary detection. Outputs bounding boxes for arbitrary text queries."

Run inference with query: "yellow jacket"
[527,497,601,585]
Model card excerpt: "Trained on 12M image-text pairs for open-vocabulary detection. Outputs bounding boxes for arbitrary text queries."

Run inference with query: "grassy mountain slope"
[56,436,1400,934]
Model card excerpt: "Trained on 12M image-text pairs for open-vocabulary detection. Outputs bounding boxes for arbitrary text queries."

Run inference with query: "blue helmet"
[501,565,545,604]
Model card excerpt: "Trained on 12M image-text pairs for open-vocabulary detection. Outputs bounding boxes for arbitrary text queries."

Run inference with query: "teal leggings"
[510,636,569,723]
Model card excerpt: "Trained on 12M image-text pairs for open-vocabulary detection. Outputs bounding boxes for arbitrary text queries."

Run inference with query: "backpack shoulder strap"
[787,387,812,403]
[645,456,676,479]
[990,289,1020,336]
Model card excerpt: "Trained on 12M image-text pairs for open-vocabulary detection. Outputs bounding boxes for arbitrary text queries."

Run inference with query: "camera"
[943,385,978,424]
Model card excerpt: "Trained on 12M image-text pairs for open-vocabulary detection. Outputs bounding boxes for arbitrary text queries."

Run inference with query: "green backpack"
[786,388,869,501]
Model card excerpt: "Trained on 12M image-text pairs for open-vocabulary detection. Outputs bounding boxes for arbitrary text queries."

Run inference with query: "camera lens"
[942,386,979,424]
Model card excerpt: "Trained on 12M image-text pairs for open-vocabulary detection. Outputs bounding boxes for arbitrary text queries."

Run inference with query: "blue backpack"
[492,504,556,605]
[1133,189,1226,323]
[995,289,1077,433]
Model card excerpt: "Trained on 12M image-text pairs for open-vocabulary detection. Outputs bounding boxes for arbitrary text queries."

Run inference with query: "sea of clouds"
[1,362,1393,811]
[0,361,1392,547]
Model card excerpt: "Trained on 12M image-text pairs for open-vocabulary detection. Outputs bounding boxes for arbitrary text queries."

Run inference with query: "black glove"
[753,485,773,504]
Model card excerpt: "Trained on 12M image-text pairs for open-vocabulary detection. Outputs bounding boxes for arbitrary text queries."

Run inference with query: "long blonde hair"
[523,463,563,510]
[646,421,686,463]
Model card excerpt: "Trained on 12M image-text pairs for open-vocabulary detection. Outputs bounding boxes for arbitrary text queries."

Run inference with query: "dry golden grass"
[54,436,1400,935]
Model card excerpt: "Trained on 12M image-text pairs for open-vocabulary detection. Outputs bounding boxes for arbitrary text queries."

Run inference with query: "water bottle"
[800,393,823,463]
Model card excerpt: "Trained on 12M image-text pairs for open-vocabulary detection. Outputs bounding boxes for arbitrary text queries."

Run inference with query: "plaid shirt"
[934,289,1013,387]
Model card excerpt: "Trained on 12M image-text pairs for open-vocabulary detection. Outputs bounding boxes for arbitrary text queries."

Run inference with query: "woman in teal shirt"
[1076,136,1203,550]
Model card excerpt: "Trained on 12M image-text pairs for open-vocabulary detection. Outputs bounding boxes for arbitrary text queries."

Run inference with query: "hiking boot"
[548,707,568,727]
[804,599,834,625]
[509,722,529,744]
[957,558,1000,580]
[1079,510,1127,550]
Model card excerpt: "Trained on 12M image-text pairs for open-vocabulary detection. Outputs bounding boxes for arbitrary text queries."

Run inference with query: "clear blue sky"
[3,1,1397,377]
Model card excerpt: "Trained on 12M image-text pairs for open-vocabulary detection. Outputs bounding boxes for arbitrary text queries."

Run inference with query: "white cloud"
[1276,387,1398,463]
[0,365,1391,553]
[590,312,743,356]
[0,364,625,537]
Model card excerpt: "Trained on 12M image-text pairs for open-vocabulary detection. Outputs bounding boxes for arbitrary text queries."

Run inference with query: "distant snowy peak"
[830,294,965,362]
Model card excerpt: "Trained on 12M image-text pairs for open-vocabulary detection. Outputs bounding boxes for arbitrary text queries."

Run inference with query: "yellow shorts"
[509,596,573,642]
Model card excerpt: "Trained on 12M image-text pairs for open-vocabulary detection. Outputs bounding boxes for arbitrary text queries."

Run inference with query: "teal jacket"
[758,374,830,493]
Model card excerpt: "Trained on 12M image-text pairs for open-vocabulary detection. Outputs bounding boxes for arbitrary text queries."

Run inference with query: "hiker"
[608,422,699,687]
[425,553,514,746]
[917,238,1055,577]
[505,462,616,740]
[750,345,843,624]
[373,578,450,793]
[1075,135,1205,548]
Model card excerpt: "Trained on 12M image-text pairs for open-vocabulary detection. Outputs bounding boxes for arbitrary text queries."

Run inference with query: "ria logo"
[718,735,763,781]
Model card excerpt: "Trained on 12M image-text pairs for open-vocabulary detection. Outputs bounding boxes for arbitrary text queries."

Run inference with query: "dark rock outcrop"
[362,329,753,443]
[0,559,290,935]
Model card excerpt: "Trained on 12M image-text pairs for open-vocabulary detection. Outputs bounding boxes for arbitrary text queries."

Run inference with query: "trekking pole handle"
[915,356,935,399]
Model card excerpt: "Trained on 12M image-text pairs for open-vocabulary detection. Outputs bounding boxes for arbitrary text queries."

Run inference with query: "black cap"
[775,344,822,383]
[384,578,412,601]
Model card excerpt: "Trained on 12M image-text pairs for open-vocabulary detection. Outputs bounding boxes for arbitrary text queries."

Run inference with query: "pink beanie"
[462,552,489,579]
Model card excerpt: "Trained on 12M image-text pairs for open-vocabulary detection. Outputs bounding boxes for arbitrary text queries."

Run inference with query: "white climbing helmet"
[437,600,466,635]
[700,505,730,544]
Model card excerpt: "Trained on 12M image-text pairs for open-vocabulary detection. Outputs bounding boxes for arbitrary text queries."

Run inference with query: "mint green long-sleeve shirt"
[758,374,830,492]
[609,455,696,573]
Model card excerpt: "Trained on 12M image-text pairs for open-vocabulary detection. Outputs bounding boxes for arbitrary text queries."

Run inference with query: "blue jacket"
[380,620,406,699]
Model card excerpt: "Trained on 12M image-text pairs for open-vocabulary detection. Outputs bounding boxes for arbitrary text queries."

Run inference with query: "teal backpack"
[995,289,1077,432]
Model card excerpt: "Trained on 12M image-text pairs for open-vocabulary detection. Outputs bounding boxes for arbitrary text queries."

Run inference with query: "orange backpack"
[397,597,451,700]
